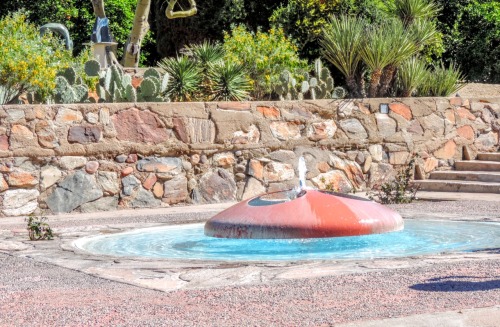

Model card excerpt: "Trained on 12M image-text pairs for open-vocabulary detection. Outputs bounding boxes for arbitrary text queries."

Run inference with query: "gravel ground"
[459,83,500,97]
[0,200,499,326]
[0,253,498,326]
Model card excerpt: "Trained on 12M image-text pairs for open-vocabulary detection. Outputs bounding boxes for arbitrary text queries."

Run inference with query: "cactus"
[308,59,334,100]
[53,70,89,104]
[60,67,77,85]
[125,84,137,102]
[143,67,161,79]
[93,62,169,103]
[273,70,300,100]
[274,59,347,101]
[84,59,101,77]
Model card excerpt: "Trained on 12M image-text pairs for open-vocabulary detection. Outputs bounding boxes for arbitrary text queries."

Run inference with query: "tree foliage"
[0,0,156,66]
[437,0,500,82]
[154,0,283,59]
[270,0,387,60]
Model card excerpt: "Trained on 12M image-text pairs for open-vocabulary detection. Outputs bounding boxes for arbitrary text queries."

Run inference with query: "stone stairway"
[414,152,500,194]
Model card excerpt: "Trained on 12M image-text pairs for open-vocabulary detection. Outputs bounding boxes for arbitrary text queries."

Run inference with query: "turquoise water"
[74,220,500,261]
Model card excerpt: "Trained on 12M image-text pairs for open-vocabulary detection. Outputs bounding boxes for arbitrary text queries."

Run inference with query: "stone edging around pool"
[0,208,498,292]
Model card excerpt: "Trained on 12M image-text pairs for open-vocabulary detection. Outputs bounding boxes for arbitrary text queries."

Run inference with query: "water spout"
[298,156,308,191]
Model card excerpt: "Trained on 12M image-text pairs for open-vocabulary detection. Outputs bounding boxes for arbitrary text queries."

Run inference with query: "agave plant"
[158,56,202,102]
[398,56,428,97]
[320,15,365,97]
[185,41,225,71]
[208,62,251,101]
[0,85,17,105]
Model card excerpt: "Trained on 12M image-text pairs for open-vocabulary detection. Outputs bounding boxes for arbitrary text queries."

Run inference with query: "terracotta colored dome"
[204,190,403,239]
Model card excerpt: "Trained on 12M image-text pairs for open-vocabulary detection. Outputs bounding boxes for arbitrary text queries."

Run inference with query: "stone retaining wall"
[0,97,499,216]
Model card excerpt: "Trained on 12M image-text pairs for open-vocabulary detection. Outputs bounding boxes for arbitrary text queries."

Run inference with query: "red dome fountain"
[204,189,403,239]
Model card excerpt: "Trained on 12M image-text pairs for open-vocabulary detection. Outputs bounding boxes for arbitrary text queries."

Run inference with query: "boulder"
[46,171,103,213]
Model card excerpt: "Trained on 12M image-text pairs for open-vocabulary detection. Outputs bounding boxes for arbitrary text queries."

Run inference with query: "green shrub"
[368,155,419,204]
[0,11,72,103]
[223,25,309,100]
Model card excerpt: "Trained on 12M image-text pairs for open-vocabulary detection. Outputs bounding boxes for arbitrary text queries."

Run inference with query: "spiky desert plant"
[320,15,365,97]
[386,0,440,28]
[0,85,17,105]
[398,56,428,97]
[158,55,201,101]
[376,0,440,97]
[421,62,464,97]
[377,22,420,97]
[361,20,406,98]
[187,41,225,71]
[208,62,251,101]
[408,18,440,49]
[184,41,225,99]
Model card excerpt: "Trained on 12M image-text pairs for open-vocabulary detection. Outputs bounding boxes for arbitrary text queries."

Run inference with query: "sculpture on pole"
[90,0,198,68]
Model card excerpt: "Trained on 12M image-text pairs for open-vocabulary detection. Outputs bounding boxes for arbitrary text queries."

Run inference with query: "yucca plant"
[361,20,406,98]
[386,0,440,28]
[376,0,440,97]
[420,62,465,97]
[158,56,202,102]
[398,56,428,97]
[320,15,365,97]
[208,62,251,101]
[408,19,440,49]
[377,21,419,97]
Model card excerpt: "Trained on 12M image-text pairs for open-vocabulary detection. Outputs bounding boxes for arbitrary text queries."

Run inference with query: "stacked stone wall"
[0,98,499,216]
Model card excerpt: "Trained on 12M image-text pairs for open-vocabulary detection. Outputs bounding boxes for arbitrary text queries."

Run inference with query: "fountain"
[204,157,403,239]
[74,157,500,261]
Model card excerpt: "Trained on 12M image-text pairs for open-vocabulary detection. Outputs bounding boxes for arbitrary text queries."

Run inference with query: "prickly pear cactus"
[93,63,168,103]
[143,68,161,80]
[125,84,137,102]
[274,59,346,101]
[84,60,101,77]
[59,67,77,85]
[140,77,158,98]
[53,72,89,104]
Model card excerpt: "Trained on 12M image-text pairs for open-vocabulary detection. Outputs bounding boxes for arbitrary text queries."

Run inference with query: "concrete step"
[455,160,500,171]
[429,171,500,183]
[413,180,500,193]
[477,152,500,162]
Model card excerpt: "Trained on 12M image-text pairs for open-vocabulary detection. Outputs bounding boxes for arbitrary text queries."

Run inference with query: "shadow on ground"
[410,276,500,292]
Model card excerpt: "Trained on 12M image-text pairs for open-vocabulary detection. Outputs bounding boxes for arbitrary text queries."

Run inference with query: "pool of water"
[74,220,500,261]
